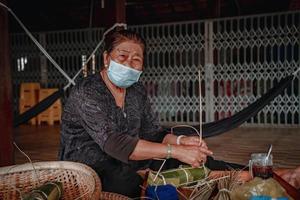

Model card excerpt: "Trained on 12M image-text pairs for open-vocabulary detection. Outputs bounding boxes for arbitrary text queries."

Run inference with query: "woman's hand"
[162,134,208,149]
[172,145,213,168]
[162,134,212,167]
[180,136,208,149]
[129,139,212,163]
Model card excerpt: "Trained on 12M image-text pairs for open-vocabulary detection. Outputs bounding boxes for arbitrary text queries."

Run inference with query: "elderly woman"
[59,29,300,197]
[59,29,214,197]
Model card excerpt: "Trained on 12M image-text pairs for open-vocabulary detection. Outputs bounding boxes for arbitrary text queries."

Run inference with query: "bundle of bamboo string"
[178,169,245,200]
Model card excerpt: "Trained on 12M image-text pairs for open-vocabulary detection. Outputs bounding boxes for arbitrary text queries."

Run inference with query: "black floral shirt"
[59,74,163,168]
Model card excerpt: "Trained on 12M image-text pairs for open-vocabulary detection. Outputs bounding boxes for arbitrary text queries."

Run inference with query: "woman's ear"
[103,51,109,68]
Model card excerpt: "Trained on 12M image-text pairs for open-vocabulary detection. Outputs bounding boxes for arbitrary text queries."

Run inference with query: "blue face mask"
[107,60,143,88]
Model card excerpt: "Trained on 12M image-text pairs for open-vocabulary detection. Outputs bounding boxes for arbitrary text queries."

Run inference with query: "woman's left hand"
[180,136,208,149]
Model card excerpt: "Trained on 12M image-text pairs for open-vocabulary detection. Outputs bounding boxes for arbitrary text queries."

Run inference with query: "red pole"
[94,0,126,28]
[0,0,14,166]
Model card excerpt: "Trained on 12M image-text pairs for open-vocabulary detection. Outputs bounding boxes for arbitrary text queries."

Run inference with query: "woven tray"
[0,161,101,200]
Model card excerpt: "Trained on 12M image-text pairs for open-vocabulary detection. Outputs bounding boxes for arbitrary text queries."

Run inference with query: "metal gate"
[11,11,300,127]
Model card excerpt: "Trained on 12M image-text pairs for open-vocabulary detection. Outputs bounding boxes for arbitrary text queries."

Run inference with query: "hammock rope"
[0,2,127,126]
[0,2,128,90]
[12,20,127,126]
[0,2,75,86]
[63,23,127,90]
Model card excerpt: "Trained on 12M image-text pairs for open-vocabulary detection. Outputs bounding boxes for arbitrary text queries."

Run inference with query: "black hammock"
[14,75,294,138]
[14,88,65,128]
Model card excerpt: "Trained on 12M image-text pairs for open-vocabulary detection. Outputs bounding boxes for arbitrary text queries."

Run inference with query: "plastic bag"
[230,177,292,200]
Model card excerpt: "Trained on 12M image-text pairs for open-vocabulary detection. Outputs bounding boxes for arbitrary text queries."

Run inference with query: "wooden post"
[115,0,126,24]
[0,0,14,166]
[208,0,221,18]
[94,0,126,28]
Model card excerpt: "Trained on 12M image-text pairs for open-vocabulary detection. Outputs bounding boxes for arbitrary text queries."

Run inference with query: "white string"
[171,124,201,137]
[63,23,127,90]
[180,171,207,188]
[13,141,94,199]
[32,189,48,199]
[156,165,195,174]
[188,179,213,199]
[180,167,190,183]
[0,142,41,200]
[171,124,202,149]
[158,173,167,185]
[47,182,62,198]
[0,2,128,91]
[153,159,166,182]
[13,142,40,185]
[151,165,210,188]
[218,188,231,193]
[198,70,203,144]
[0,2,75,86]
[187,174,231,200]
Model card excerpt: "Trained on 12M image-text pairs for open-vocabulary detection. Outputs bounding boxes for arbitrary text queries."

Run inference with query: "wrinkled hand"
[173,144,213,168]
[280,167,300,189]
[180,136,208,149]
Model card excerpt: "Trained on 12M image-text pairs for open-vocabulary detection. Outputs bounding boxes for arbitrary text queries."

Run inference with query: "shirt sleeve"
[139,94,166,143]
[73,82,139,163]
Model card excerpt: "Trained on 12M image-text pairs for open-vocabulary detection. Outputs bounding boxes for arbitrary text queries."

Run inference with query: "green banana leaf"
[23,181,63,200]
[147,165,210,187]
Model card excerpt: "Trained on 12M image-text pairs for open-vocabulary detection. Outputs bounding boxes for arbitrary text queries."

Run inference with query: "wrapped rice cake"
[23,181,63,200]
[147,165,210,187]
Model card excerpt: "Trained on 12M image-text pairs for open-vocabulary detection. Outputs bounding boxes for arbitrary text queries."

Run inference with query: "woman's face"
[104,40,144,71]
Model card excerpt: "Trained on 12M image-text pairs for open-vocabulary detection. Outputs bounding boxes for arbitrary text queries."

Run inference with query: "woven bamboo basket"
[0,161,101,200]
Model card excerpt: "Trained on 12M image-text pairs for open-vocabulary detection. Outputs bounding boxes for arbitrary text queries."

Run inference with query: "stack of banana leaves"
[147,165,210,188]
[23,181,63,200]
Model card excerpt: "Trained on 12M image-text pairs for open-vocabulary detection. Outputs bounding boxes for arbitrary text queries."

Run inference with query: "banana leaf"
[147,165,210,187]
[23,181,63,200]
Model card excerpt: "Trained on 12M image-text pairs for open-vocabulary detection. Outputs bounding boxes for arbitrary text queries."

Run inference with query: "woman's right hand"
[172,145,213,167]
